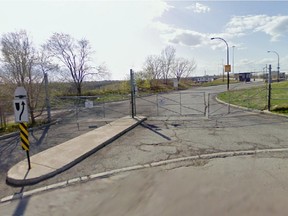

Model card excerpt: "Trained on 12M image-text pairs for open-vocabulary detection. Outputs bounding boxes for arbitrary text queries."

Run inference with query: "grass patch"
[217,81,288,115]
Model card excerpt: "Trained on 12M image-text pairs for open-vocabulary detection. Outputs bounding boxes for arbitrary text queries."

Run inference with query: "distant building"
[263,72,286,82]
[191,75,217,83]
[234,72,251,82]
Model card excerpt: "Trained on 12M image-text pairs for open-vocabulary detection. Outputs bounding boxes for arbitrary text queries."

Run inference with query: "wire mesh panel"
[48,96,131,130]
[207,93,230,118]
[136,91,206,117]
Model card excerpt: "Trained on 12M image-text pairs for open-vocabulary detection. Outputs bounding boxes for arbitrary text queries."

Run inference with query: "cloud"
[225,15,264,34]
[151,22,208,48]
[169,31,205,47]
[225,15,288,41]
[258,16,288,41]
[153,12,288,50]
[134,0,173,21]
[151,21,239,49]
[186,3,211,13]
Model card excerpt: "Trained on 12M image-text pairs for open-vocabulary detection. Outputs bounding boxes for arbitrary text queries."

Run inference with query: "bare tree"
[161,46,176,84]
[142,46,196,89]
[142,55,163,87]
[0,30,46,124]
[173,57,197,82]
[46,33,108,96]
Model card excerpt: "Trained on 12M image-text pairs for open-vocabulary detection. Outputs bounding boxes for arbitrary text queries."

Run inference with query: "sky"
[0,0,288,80]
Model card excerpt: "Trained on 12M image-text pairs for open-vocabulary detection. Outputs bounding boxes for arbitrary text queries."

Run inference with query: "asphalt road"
[2,155,288,216]
[1,81,287,206]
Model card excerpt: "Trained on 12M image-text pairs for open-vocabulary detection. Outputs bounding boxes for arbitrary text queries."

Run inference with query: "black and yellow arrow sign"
[19,123,29,151]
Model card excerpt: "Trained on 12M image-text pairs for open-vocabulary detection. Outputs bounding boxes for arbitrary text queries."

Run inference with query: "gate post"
[130,69,136,118]
[268,64,272,111]
[180,92,182,115]
[204,93,207,117]
[207,93,210,118]
[156,94,159,116]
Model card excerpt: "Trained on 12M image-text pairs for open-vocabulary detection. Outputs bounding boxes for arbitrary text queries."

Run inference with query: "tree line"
[0,30,196,125]
[138,46,197,87]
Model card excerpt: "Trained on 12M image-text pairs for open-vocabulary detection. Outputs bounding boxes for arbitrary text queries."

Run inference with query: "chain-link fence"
[42,96,131,130]
[210,80,288,118]
[135,92,207,117]
[0,95,132,133]
[1,78,288,132]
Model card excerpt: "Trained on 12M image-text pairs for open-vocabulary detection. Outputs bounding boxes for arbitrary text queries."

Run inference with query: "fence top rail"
[55,96,100,100]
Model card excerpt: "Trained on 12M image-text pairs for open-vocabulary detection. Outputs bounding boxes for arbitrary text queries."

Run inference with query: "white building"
[191,75,217,83]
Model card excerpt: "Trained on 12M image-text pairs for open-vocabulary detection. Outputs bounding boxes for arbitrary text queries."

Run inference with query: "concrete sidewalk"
[6,116,146,186]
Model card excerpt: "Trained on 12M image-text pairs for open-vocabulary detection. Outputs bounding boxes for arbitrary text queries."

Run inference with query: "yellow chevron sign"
[19,123,29,151]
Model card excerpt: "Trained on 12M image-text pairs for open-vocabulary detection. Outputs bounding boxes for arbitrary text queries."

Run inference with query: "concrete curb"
[2,147,288,204]
[6,116,147,187]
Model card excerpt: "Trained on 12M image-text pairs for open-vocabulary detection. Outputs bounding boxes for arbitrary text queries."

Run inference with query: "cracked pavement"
[1,82,288,201]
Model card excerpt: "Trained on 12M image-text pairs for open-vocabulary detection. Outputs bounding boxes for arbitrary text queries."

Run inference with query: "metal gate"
[135,91,207,117]
[207,92,230,118]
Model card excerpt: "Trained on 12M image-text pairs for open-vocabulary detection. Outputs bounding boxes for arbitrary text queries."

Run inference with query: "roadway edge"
[2,147,288,204]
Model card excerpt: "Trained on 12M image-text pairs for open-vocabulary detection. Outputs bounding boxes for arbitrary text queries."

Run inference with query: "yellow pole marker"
[19,122,31,169]
[19,123,29,151]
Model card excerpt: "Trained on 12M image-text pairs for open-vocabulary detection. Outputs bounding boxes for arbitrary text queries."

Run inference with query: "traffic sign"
[13,87,31,169]
[14,86,27,99]
[13,99,29,122]
[225,64,231,72]
[14,86,29,123]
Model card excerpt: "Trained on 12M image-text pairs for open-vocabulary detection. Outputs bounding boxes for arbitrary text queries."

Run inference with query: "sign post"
[130,69,136,118]
[14,87,31,170]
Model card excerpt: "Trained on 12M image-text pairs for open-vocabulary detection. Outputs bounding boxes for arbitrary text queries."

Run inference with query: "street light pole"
[267,50,280,82]
[211,37,230,90]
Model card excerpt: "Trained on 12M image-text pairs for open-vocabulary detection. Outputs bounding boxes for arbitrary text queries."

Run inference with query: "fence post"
[44,72,51,123]
[204,93,207,117]
[268,64,272,111]
[207,93,210,118]
[156,94,159,116]
[130,69,136,118]
[75,97,80,131]
[180,92,182,115]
